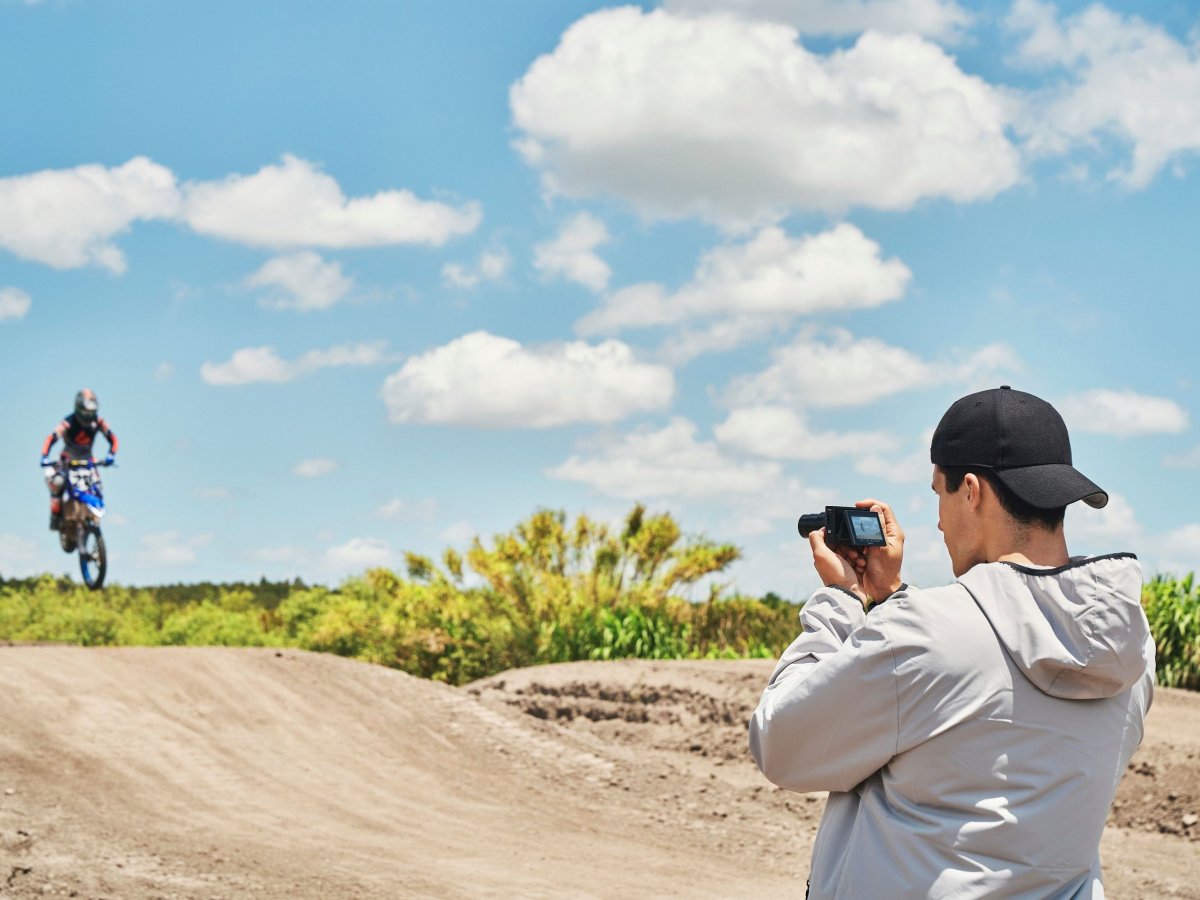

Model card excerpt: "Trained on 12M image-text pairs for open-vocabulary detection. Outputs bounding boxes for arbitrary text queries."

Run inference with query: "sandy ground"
[0,647,1196,899]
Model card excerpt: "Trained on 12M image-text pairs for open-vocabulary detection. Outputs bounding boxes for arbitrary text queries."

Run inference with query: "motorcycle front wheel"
[79,523,106,590]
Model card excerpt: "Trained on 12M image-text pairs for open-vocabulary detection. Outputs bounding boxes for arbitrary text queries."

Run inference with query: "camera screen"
[849,512,883,542]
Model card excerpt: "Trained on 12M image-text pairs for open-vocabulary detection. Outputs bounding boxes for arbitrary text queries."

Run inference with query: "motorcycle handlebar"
[41,458,117,468]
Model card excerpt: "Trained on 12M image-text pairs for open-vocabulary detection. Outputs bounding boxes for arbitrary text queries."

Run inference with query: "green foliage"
[0,506,779,683]
[1142,573,1200,690]
[9,509,1191,694]
[689,591,802,659]
[159,601,271,647]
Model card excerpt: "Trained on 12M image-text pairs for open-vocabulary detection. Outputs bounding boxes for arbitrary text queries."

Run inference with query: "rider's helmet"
[74,388,99,425]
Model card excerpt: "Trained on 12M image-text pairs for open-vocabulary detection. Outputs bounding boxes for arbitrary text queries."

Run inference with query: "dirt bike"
[43,457,114,590]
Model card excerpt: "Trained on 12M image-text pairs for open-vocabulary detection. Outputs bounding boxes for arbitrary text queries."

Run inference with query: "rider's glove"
[105,453,115,466]
[40,455,51,467]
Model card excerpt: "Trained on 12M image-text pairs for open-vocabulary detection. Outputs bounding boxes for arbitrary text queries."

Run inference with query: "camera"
[797,506,886,547]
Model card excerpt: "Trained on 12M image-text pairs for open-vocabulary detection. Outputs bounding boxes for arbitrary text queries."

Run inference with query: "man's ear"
[963,472,985,511]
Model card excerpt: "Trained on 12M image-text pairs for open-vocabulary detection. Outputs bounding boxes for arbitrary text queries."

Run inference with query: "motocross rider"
[40,389,118,530]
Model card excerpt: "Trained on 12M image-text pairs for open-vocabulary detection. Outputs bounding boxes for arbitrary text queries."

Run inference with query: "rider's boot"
[49,497,61,531]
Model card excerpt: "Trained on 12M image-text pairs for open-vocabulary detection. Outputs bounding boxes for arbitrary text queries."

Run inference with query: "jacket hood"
[957,554,1152,700]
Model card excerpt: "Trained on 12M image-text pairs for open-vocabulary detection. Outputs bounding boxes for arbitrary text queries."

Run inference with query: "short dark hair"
[939,465,1066,531]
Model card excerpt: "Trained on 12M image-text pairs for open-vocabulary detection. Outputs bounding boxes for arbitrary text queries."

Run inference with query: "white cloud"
[154,361,175,381]
[1065,496,1200,573]
[442,249,511,289]
[896,523,956,587]
[0,154,481,272]
[326,537,393,569]
[548,417,781,499]
[1009,0,1200,188]
[659,316,782,364]
[202,347,293,385]
[714,406,894,461]
[252,545,307,565]
[302,343,393,368]
[577,224,910,347]
[663,0,971,41]
[1161,523,1200,573]
[381,330,673,428]
[724,327,1017,409]
[375,498,407,518]
[479,250,510,281]
[1062,494,1198,575]
[0,157,180,272]
[1058,389,1188,436]
[441,264,474,288]
[135,531,212,567]
[510,9,1019,225]
[247,251,353,311]
[1164,445,1200,469]
[200,341,391,386]
[182,154,481,248]
[0,287,31,321]
[1062,493,1200,576]
[376,497,439,520]
[441,521,477,544]
[855,428,937,483]
[444,264,475,289]
[1067,491,1141,544]
[726,477,832,537]
[293,458,337,478]
[1063,501,1197,577]
[533,212,612,292]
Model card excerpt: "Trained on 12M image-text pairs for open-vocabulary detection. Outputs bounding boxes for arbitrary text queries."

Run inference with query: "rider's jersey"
[41,413,119,463]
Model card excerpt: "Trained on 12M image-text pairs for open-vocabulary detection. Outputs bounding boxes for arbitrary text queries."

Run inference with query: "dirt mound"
[478,670,756,762]
[473,659,1200,898]
[0,648,1196,899]
[0,648,801,899]
[1110,687,1200,838]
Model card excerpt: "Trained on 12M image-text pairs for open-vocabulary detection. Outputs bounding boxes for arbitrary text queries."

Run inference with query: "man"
[749,386,1154,899]
[40,388,118,530]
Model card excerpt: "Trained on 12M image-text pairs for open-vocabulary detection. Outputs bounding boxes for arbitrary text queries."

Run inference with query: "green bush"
[0,506,788,683]
[158,601,272,647]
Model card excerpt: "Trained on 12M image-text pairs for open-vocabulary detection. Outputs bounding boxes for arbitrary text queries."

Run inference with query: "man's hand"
[836,499,905,602]
[808,528,868,607]
[40,456,51,468]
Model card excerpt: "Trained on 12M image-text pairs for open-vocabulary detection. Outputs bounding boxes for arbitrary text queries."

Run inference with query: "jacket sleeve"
[748,586,901,793]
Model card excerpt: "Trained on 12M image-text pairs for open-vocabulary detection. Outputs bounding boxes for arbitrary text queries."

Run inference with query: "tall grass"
[1142,573,1200,690]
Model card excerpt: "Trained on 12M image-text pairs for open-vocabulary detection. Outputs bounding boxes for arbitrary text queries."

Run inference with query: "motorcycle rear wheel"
[79,524,106,590]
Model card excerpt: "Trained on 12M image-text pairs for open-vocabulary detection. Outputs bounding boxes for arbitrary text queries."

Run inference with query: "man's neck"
[989,526,1070,570]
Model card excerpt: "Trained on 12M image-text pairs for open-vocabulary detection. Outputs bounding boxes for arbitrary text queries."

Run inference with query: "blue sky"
[2,0,1198,596]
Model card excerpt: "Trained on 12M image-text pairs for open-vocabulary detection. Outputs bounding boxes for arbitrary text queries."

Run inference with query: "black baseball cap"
[930,385,1108,509]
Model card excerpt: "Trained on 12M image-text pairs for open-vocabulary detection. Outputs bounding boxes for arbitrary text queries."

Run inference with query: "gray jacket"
[749,554,1155,899]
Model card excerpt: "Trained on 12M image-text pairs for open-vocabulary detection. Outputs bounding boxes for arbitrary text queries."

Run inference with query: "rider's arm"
[98,418,118,455]
[40,421,66,458]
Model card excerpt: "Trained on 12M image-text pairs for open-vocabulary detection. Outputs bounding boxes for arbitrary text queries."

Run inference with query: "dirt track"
[0,648,1196,898]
